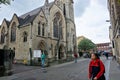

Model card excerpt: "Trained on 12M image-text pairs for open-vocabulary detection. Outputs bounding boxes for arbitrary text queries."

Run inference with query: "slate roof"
[17,15,35,27]
[18,2,54,27]
[20,7,41,19]
[5,20,10,28]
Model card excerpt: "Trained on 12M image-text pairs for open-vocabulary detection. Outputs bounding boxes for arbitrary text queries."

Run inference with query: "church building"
[0,0,76,62]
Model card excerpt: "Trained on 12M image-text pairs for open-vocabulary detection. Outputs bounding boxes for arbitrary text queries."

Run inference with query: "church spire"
[44,0,49,5]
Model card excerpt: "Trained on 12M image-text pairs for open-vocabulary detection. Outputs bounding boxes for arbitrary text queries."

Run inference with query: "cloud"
[96,0,107,7]
[75,0,110,43]
[0,0,55,23]
[74,0,90,17]
[9,0,44,16]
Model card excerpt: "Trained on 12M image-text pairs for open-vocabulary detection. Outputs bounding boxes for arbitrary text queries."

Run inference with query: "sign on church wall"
[33,50,42,58]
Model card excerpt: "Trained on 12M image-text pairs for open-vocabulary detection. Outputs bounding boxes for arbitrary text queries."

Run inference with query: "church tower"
[63,0,76,53]
[54,0,76,54]
[44,0,50,35]
[55,0,74,21]
[62,0,74,21]
[44,0,49,5]
[44,0,51,56]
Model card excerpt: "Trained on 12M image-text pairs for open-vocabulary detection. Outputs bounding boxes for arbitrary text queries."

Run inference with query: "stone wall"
[0,1,76,63]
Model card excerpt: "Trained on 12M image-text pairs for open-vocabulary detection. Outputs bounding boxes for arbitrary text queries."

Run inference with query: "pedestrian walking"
[41,51,47,73]
[105,52,109,60]
[41,51,46,68]
[88,53,106,80]
[9,48,15,63]
[112,55,116,60]
[74,52,78,63]
[103,51,109,60]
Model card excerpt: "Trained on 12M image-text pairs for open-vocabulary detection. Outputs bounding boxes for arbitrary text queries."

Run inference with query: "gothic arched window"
[63,4,66,16]
[119,28,120,34]
[53,12,63,39]
[59,20,63,39]
[73,35,75,44]
[11,22,16,42]
[38,22,41,35]
[42,24,45,36]
[53,17,59,38]
[23,31,28,42]
[1,27,5,43]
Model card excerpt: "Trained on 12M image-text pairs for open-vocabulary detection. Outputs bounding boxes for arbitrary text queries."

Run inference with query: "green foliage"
[78,38,96,52]
[118,0,120,4]
[0,0,12,5]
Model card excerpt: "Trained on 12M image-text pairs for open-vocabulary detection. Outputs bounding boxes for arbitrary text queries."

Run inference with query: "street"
[0,0,120,80]
[0,57,120,80]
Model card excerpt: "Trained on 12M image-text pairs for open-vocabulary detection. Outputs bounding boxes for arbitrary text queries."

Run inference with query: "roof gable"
[1,18,10,28]
[33,8,47,23]
[10,13,20,26]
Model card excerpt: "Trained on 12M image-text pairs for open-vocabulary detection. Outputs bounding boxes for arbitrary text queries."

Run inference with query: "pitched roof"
[0,19,10,28]
[20,7,41,19]
[18,2,54,27]
[19,14,37,27]
[5,20,10,28]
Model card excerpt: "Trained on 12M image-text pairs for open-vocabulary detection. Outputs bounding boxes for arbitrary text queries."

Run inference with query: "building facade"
[109,26,116,56]
[0,0,76,62]
[108,0,120,63]
[96,42,112,52]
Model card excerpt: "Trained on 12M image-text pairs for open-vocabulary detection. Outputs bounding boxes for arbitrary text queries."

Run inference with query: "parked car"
[83,53,90,58]
[103,52,113,57]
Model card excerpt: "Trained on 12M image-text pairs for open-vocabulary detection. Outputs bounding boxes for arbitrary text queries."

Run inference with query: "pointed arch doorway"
[3,45,8,49]
[39,40,47,54]
[58,44,65,59]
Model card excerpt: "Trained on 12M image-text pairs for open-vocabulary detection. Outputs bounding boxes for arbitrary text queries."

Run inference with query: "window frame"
[38,22,41,35]
[23,31,28,42]
[11,22,16,42]
[53,12,63,39]
[1,27,5,44]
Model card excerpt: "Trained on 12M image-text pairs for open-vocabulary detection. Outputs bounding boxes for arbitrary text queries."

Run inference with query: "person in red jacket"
[88,53,106,80]
[74,53,78,63]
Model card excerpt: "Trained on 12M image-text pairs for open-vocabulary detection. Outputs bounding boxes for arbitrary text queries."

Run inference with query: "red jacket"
[88,59,105,79]
[74,53,78,58]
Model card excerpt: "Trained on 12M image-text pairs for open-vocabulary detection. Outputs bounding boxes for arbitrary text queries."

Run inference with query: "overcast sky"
[0,0,110,43]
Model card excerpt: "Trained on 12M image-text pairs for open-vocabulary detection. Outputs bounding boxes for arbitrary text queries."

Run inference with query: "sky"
[0,0,110,43]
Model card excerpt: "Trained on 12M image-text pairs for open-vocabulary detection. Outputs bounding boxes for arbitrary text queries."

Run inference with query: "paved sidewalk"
[1,57,120,80]
[0,58,88,80]
[109,60,120,80]
[104,59,110,80]
[51,58,87,68]
[12,64,40,74]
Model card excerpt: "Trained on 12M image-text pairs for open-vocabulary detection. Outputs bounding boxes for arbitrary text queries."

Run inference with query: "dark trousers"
[92,75,105,80]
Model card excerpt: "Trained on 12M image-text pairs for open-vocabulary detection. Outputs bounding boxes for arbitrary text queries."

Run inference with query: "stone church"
[0,0,76,62]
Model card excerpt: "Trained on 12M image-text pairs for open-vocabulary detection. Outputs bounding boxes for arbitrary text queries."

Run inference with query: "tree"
[0,0,13,5]
[78,38,96,52]
[118,0,120,4]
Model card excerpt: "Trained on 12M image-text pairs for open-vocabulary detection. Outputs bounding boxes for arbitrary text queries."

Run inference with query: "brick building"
[96,42,112,52]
